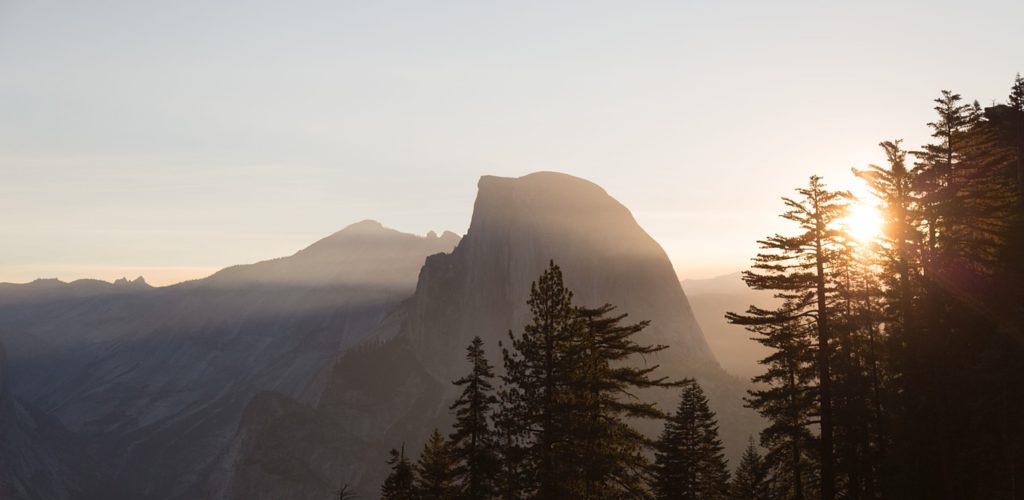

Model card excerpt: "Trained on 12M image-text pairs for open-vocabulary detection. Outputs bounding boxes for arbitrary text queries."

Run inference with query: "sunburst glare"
[844,203,883,243]
[843,186,884,244]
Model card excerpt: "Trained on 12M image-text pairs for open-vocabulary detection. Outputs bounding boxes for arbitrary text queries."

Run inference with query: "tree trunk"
[815,221,836,500]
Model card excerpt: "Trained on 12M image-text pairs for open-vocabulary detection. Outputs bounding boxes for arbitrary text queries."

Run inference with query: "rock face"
[401,173,714,377]
[219,172,756,499]
[0,223,458,500]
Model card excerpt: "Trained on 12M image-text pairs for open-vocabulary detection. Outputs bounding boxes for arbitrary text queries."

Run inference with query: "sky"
[1,1,1022,286]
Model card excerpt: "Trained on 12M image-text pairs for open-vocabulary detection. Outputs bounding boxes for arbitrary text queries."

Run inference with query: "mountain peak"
[468,171,664,268]
[478,171,608,197]
[407,170,714,372]
[337,219,386,234]
[113,276,149,288]
[27,278,65,287]
[474,172,622,220]
[202,220,460,288]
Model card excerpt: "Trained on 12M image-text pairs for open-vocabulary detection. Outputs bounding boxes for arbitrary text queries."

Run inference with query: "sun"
[843,199,884,243]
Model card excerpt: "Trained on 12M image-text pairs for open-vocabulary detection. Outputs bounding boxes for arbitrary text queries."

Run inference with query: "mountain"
[0,222,458,499]
[215,172,758,499]
[0,172,760,499]
[682,272,776,379]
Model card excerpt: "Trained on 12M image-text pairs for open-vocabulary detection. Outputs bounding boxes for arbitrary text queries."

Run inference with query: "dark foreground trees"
[501,261,681,498]
[729,75,1024,500]
[378,261,707,499]
[727,175,848,500]
[375,74,1022,500]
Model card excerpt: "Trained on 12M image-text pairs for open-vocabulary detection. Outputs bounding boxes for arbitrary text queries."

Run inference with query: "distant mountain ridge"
[0,222,458,500]
[202,220,459,288]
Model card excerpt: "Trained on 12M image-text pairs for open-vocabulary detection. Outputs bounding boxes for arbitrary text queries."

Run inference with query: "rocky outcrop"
[396,172,714,380]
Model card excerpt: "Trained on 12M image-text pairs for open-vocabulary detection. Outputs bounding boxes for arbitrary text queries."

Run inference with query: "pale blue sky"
[2,1,1021,284]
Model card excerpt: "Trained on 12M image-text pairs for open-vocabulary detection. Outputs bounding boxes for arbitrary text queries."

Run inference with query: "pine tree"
[652,380,731,500]
[1010,73,1024,112]
[913,90,975,259]
[449,336,499,499]
[951,78,1024,500]
[919,86,1024,499]
[381,446,416,500]
[414,429,459,500]
[997,74,1024,205]
[1000,73,1024,214]
[500,261,579,499]
[829,232,885,499]
[499,261,678,498]
[567,303,679,498]
[493,385,526,500]
[854,140,920,339]
[901,90,1005,499]
[854,140,923,497]
[730,438,769,500]
[727,175,847,500]
[731,308,817,500]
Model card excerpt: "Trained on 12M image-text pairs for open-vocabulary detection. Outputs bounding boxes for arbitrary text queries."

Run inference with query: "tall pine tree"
[854,140,923,498]
[567,304,679,498]
[829,230,886,499]
[728,175,848,500]
[729,307,817,500]
[500,261,579,499]
[906,90,993,499]
[449,336,499,499]
[854,139,920,365]
[500,261,678,498]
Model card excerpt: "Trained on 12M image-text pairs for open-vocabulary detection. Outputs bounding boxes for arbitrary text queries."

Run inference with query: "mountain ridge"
[0,223,459,499]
